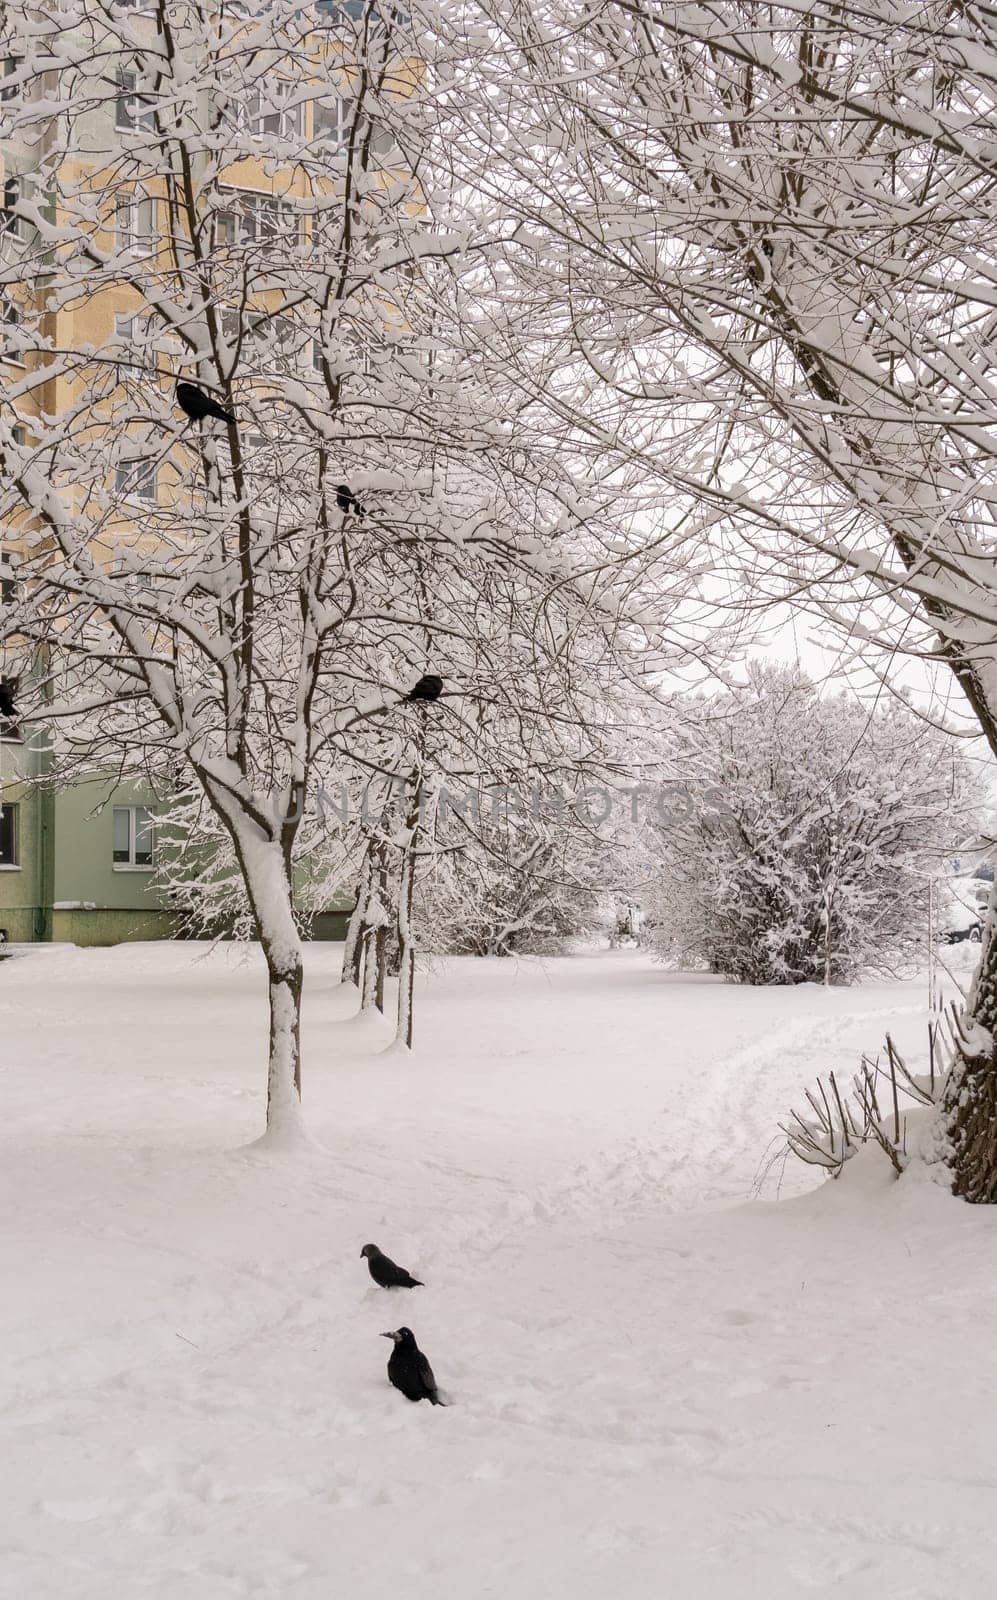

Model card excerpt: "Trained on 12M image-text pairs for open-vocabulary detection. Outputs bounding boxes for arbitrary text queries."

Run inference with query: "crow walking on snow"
[405,674,443,704]
[361,1243,424,1289]
[381,1327,445,1405]
[175,381,235,425]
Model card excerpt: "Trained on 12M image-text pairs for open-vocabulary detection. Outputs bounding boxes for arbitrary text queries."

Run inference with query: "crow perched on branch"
[175,381,235,425]
[405,674,443,703]
[361,1243,423,1289]
[336,483,364,517]
[381,1327,445,1405]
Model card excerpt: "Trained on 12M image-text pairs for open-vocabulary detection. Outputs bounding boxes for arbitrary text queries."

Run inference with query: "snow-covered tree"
[417,0,997,1197]
[411,783,619,957]
[646,665,981,985]
[1,1,685,1120]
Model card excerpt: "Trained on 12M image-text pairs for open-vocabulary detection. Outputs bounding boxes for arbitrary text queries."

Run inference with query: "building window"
[0,552,16,604]
[314,94,351,146]
[113,805,154,868]
[115,312,159,375]
[109,557,155,598]
[114,455,157,502]
[312,333,373,376]
[0,803,17,867]
[316,1,381,20]
[115,194,157,255]
[1,56,22,103]
[260,312,309,372]
[0,296,22,365]
[115,70,156,132]
[215,191,299,252]
[1,177,19,238]
[315,2,411,28]
[370,123,397,158]
[244,83,302,138]
[0,676,19,740]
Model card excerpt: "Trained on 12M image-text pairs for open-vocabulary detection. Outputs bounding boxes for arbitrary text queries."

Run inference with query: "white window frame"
[1,56,22,104]
[312,333,373,376]
[115,69,156,132]
[0,296,23,367]
[114,454,157,503]
[316,1,380,23]
[0,801,18,869]
[115,311,159,376]
[115,194,157,256]
[2,175,20,239]
[259,311,310,372]
[109,557,155,599]
[215,188,300,253]
[0,550,16,604]
[244,81,302,138]
[112,805,155,870]
[313,93,352,147]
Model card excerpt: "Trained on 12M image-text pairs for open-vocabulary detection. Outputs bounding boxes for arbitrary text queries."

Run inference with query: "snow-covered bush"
[415,808,615,957]
[646,665,981,985]
[782,1010,958,1179]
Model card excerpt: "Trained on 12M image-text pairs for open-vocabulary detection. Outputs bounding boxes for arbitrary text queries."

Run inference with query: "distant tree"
[413,788,618,958]
[646,666,982,985]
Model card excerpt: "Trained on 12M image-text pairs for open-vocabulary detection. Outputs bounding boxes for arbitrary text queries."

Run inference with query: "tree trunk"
[207,794,306,1140]
[360,922,380,1012]
[263,947,305,1139]
[342,849,371,987]
[395,798,420,1049]
[945,886,997,1201]
[374,844,389,1013]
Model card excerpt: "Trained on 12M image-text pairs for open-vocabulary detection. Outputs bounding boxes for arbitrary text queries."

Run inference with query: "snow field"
[1,942,994,1599]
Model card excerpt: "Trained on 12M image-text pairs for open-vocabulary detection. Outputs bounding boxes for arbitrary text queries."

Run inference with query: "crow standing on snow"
[175,381,235,425]
[361,1242,424,1289]
[336,483,364,517]
[405,674,443,704]
[381,1326,445,1405]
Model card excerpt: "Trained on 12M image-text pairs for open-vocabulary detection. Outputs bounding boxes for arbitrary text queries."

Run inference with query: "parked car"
[940,883,985,943]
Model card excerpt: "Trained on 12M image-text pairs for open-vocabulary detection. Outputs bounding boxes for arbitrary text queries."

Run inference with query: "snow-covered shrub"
[415,805,616,957]
[646,665,981,985]
[782,1010,958,1178]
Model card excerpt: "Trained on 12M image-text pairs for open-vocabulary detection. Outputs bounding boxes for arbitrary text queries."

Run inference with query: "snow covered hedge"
[646,665,981,985]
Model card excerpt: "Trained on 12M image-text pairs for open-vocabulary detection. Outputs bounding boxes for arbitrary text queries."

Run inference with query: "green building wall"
[0,736,51,943]
[1,760,352,947]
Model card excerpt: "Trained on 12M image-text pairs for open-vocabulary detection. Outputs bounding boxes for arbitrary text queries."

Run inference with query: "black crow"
[405,674,443,704]
[176,381,235,424]
[381,1327,445,1405]
[361,1243,424,1289]
[336,483,364,516]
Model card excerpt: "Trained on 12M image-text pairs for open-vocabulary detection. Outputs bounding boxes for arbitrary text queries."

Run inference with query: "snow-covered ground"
[2,942,995,1599]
